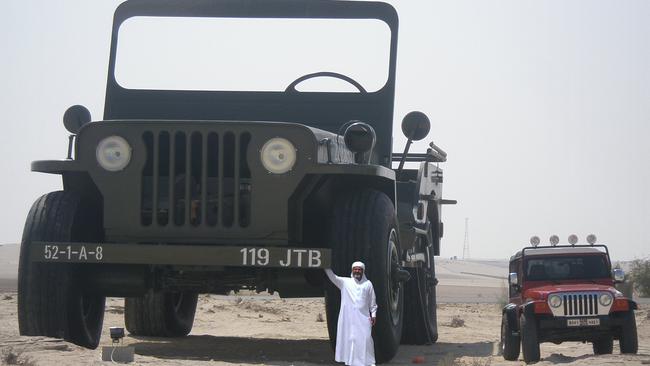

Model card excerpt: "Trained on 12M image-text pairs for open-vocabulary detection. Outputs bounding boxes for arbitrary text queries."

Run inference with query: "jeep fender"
[522,302,537,318]
[629,299,638,310]
[503,303,519,332]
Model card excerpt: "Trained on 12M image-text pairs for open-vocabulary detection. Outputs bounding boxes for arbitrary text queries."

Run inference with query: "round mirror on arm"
[63,105,92,134]
[401,111,430,141]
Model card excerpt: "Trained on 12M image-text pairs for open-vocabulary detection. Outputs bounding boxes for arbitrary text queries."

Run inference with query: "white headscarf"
[350,261,368,282]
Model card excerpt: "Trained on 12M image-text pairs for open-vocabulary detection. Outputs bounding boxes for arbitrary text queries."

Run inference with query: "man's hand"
[370,317,376,326]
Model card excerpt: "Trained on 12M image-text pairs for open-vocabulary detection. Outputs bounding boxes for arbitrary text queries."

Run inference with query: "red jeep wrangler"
[501,235,638,363]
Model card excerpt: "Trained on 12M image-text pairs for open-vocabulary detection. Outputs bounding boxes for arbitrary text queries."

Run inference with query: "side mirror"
[401,111,430,141]
[509,272,519,287]
[63,105,91,134]
[613,268,625,283]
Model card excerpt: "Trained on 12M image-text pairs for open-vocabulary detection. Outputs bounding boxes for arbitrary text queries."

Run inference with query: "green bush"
[629,258,650,297]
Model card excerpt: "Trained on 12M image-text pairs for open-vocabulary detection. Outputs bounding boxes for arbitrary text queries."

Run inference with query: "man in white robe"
[325,261,377,366]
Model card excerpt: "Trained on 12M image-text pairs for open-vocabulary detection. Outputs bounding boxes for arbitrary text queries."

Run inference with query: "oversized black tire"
[325,189,404,363]
[619,310,638,354]
[520,313,540,364]
[18,191,106,349]
[501,313,520,360]
[592,336,613,355]
[401,249,437,344]
[125,291,198,337]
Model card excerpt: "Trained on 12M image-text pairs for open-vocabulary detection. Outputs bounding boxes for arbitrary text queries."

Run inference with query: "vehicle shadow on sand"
[129,335,496,365]
[129,335,334,364]
[394,341,495,364]
[541,353,594,364]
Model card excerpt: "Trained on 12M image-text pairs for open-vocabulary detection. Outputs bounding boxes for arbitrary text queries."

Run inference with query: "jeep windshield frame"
[517,244,613,283]
[104,0,399,167]
[523,254,611,282]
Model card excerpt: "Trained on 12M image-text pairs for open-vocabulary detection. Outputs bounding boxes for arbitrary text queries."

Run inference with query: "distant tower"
[462,218,470,260]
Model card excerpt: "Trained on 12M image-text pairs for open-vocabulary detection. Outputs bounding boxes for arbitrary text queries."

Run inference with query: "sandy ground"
[0,292,648,366]
[0,245,19,293]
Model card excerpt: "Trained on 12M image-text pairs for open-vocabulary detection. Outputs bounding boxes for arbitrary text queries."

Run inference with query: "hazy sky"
[2,1,649,260]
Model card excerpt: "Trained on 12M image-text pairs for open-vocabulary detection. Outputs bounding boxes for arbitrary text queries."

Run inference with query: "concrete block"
[101,345,134,363]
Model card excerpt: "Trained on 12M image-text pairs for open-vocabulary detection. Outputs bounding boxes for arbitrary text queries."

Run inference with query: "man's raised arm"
[369,282,378,325]
[324,268,344,289]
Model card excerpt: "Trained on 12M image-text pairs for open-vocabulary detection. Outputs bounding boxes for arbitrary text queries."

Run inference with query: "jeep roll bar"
[519,244,610,261]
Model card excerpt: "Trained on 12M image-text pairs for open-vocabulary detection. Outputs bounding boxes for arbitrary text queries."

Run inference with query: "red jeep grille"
[140,130,252,228]
[562,293,598,316]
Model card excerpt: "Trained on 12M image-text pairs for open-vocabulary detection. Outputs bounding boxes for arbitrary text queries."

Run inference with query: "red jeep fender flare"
[503,303,519,331]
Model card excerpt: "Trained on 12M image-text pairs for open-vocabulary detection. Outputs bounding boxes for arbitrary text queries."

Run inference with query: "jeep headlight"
[548,294,562,308]
[260,137,296,174]
[598,293,613,306]
[96,136,132,172]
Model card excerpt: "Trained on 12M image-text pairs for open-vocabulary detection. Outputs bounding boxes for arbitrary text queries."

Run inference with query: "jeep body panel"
[396,162,445,261]
[523,283,618,298]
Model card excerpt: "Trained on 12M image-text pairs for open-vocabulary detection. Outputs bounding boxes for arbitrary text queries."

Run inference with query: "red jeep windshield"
[525,255,610,281]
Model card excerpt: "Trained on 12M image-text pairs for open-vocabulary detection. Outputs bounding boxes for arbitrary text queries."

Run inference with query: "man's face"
[352,266,363,280]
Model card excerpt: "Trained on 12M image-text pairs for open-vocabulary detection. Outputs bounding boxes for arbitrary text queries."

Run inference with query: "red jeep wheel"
[501,313,520,360]
[619,310,638,354]
[520,312,540,363]
[592,336,613,354]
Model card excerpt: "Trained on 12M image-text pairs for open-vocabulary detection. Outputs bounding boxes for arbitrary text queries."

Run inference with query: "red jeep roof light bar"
[518,244,610,262]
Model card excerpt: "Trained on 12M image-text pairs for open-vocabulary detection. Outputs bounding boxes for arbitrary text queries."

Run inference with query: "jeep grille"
[140,130,252,228]
[549,292,612,317]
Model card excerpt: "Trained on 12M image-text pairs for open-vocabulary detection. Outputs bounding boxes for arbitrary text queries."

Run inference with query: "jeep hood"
[524,283,616,300]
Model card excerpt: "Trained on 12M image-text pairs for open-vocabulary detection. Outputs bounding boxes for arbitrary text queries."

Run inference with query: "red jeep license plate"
[567,318,600,327]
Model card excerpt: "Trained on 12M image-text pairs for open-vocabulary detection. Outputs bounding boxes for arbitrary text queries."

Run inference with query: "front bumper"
[537,315,625,342]
[539,315,624,329]
[31,241,331,269]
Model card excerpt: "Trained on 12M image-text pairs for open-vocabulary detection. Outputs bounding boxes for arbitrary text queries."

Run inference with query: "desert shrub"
[1,347,19,365]
[629,258,650,297]
[450,316,465,328]
[498,281,509,308]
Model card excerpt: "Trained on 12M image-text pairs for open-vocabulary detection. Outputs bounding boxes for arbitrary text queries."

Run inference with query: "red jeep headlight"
[548,294,562,308]
[598,293,613,307]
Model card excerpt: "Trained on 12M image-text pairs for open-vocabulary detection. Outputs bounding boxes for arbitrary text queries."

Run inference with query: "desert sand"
[0,247,648,365]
